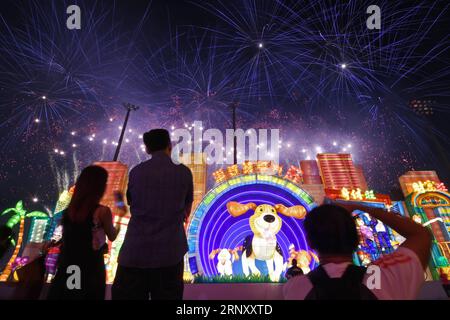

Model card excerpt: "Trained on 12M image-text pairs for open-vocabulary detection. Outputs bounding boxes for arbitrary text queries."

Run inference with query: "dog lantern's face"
[250,204,282,238]
[227,201,307,238]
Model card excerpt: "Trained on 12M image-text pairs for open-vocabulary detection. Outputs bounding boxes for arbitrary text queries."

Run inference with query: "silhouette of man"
[112,129,193,300]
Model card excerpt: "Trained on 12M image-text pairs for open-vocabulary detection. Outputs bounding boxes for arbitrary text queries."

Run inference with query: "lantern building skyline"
[316,153,365,191]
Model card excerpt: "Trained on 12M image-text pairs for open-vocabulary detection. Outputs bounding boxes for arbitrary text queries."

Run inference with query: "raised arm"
[339,202,432,269]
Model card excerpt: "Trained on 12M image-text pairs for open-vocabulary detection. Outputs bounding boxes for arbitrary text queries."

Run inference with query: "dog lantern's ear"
[274,204,307,219]
[226,201,257,217]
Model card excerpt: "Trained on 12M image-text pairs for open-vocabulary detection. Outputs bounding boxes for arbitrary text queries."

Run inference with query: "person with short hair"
[284,203,432,300]
[112,129,193,300]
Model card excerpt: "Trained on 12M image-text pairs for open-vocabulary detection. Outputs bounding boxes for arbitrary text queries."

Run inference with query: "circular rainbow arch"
[412,191,450,208]
[186,174,318,277]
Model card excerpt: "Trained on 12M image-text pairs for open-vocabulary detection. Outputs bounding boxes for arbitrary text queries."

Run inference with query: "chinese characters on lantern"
[364,190,376,200]
[242,161,255,175]
[340,187,378,201]
[412,180,448,194]
[212,169,227,184]
[212,161,293,184]
[226,165,240,178]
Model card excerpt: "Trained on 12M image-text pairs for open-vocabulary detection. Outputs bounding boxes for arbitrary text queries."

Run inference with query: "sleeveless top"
[48,207,106,300]
[58,207,104,268]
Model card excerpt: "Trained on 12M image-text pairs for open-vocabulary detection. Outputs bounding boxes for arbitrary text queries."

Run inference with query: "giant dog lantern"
[226,201,307,281]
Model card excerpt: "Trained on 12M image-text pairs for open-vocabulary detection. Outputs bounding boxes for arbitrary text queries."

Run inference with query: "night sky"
[0,0,449,214]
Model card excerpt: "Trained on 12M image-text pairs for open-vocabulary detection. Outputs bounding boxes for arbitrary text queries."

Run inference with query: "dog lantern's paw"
[269,272,281,282]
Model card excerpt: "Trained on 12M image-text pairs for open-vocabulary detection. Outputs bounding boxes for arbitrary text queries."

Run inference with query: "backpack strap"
[307,265,330,287]
[341,265,367,284]
[305,264,378,300]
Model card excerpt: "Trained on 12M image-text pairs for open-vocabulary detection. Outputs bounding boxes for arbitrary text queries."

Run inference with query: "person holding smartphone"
[284,202,432,300]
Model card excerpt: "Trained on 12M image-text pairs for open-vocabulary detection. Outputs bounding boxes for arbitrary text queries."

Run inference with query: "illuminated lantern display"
[11,256,30,282]
[94,161,129,283]
[284,165,302,184]
[226,165,240,178]
[324,186,398,267]
[405,187,450,280]
[41,187,74,282]
[350,188,363,201]
[0,201,48,281]
[181,154,208,279]
[242,161,255,175]
[338,187,380,204]
[364,190,376,200]
[54,188,74,214]
[286,244,319,274]
[436,182,448,192]
[28,219,48,243]
[411,180,448,194]
[185,163,318,282]
[45,187,75,242]
[331,187,389,204]
[317,154,362,190]
[45,245,61,282]
[26,154,447,285]
[183,153,207,218]
[412,214,423,224]
[352,210,398,266]
[212,169,227,184]
[271,163,283,177]
[300,160,322,184]
[341,187,350,200]
[399,171,442,196]
[256,161,271,175]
